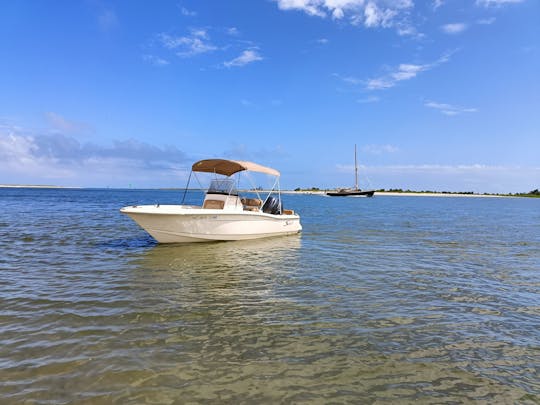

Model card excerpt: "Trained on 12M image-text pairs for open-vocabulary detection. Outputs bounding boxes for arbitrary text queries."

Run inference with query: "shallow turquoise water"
[0,188,539,403]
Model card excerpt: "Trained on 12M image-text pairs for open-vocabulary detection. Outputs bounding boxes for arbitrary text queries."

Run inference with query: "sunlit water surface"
[0,188,539,403]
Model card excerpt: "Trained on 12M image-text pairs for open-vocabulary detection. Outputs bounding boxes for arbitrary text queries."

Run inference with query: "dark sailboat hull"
[326,190,375,197]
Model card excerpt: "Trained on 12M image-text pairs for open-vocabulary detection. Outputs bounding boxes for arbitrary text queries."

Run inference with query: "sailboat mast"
[354,144,358,190]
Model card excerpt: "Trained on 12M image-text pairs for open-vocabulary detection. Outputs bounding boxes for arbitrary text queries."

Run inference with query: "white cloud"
[158,29,218,57]
[363,51,455,90]
[396,24,420,37]
[275,0,327,17]
[224,49,263,68]
[274,0,414,33]
[227,27,240,36]
[365,77,394,89]
[364,2,398,28]
[0,128,190,187]
[366,63,427,89]
[441,23,467,34]
[0,132,73,180]
[316,38,329,44]
[392,63,425,80]
[424,101,478,115]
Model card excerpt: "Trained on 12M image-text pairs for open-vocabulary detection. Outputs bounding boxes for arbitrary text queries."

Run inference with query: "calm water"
[0,188,539,404]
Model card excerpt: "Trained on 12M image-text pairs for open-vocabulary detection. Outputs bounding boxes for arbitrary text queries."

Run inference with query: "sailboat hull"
[326,190,375,197]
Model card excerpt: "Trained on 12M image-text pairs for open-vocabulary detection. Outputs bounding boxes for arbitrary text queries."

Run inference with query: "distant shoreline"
[1,185,536,198]
[283,190,508,198]
[0,184,80,189]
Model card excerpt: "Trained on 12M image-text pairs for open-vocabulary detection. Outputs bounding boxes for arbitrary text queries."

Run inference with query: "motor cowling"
[262,196,281,215]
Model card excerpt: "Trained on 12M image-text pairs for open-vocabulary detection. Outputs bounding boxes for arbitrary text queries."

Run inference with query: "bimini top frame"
[181,159,282,210]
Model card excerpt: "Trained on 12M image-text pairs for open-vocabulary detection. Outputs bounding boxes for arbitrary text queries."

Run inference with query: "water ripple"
[0,189,538,403]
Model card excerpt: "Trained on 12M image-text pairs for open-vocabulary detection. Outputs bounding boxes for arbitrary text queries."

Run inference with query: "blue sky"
[0,0,538,192]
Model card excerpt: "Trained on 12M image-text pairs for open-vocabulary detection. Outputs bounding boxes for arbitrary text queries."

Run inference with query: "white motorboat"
[120,159,302,243]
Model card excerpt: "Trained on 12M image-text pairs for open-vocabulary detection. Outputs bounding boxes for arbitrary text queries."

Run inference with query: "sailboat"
[326,145,375,197]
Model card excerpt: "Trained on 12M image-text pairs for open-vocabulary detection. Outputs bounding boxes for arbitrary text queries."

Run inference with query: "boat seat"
[282,209,294,215]
[242,198,262,207]
[203,199,225,209]
[241,198,262,211]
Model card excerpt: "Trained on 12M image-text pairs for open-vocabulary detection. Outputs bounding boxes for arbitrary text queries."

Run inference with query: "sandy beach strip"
[0,184,79,189]
[374,192,504,198]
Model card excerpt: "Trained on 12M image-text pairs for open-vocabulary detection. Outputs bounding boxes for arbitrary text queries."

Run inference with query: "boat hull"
[326,190,375,197]
[120,205,302,243]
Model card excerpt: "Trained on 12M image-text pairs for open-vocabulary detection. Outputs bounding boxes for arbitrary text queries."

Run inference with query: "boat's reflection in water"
[131,235,302,303]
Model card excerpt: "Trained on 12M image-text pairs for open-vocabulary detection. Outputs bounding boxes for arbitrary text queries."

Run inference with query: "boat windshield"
[207,178,238,196]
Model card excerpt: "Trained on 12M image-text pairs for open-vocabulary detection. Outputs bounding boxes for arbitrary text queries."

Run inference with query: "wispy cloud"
[363,51,455,90]
[395,24,422,38]
[274,0,415,34]
[332,73,364,86]
[433,0,445,10]
[226,27,240,36]
[441,23,468,34]
[424,101,478,115]
[180,6,197,17]
[151,27,264,68]
[477,17,496,24]
[158,29,218,57]
[224,49,263,68]
[476,0,524,7]
[142,54,169,66]
[316,38,329,44]
[45,112,93,135]
[357,96,380,103]
[362,144,399,154]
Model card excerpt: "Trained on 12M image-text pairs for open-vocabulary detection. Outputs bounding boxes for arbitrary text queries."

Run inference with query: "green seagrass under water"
[0,188,539,403]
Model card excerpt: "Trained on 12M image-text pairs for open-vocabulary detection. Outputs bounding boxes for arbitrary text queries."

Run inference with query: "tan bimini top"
[192,159,280,177]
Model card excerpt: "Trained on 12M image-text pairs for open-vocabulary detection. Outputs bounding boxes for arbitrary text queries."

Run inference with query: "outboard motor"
[262,196,281,215]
